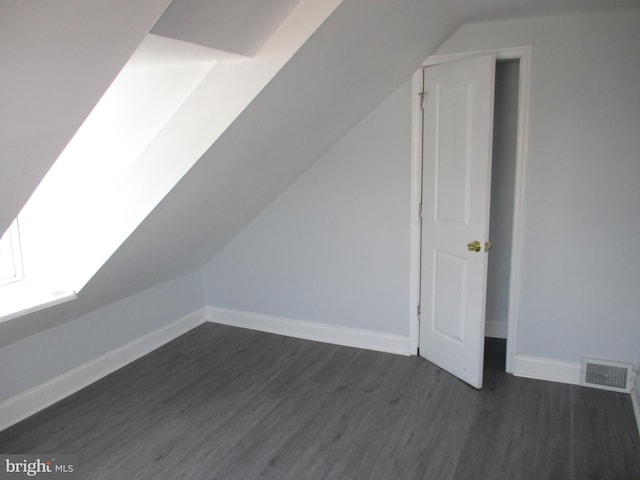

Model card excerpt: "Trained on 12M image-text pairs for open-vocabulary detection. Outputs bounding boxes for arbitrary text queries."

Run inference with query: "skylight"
[0,34,220,321]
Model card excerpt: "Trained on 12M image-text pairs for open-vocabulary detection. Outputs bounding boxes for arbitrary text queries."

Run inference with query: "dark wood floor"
[1,323,638,479]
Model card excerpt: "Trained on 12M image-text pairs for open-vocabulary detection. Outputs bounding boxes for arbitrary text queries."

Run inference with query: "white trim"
[409,46,532,372]
[207,306,411,356]
[423,46,531,66]
[485,320,509,339]
[505,46,531,374]
[511,354,581,385]
[632,373,640,439]
[0,307,206,432]
[0,290,77,324]
[408,67,424,355]
[0,219,24,287]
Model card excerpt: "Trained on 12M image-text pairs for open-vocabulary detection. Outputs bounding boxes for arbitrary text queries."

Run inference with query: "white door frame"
[409,46,531,374]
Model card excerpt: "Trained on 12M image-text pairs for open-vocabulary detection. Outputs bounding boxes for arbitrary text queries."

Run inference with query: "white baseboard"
[5,303,630,433]
[207,306,411,356]
[632,374,640,439]
[0,307,206,432]
[511,354,581,385]
[485,319,508,339]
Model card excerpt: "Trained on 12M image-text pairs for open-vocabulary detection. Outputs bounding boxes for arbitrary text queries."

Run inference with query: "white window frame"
[0,220,25,287]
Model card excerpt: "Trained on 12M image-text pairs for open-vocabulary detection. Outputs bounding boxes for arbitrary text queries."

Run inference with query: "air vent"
[580,358,633,393]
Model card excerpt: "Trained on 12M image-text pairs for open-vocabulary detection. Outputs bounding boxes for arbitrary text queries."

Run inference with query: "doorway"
[485,59,519,341]
[409,47,531,388]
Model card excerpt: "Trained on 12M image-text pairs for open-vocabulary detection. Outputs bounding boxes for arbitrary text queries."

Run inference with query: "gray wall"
[4,9,637,409]
[203,79,413,336]
[0,270,203,403]
[436,10,640,365]
[204,9,640,368]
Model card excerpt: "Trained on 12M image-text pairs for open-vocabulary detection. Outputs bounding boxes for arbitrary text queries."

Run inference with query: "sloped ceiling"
[0,0,173,236]
[151,0,301,56]
[1,0,638,347]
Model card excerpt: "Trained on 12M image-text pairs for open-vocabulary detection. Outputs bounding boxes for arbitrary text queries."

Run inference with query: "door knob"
[467,241,482,252]
[485,241,493,252]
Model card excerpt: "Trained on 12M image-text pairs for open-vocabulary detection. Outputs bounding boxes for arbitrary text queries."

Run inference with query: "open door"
[419,55,496,389]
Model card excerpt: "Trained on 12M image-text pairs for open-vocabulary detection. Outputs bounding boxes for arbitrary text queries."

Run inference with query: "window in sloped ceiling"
[0,34,221,322]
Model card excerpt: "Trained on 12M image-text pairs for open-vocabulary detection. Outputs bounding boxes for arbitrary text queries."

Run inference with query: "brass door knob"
[467,241,482,252]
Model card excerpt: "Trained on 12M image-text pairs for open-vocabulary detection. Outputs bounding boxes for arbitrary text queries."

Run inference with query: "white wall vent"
[580,358,633,393]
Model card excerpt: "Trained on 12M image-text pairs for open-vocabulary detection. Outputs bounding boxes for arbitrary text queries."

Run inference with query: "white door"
[419,55,496,389]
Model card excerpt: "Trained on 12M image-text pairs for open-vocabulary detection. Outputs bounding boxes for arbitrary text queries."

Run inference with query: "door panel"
[435,82,472,225]
[432,250,467,344]
[419,55,495,389]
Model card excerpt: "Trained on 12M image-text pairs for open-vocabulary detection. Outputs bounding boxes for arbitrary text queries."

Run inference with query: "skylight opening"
[0,34,222,322]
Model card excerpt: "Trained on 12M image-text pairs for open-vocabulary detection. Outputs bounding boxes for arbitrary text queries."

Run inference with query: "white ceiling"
[1,0,638,346]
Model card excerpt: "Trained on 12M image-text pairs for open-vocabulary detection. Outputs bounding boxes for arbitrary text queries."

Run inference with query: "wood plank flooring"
[1,323,639,479]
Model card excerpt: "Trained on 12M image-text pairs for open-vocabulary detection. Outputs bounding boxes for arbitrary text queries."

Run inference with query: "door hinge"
[419,203,423,219]
[419,91,427,111]
[417,305,421,316]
